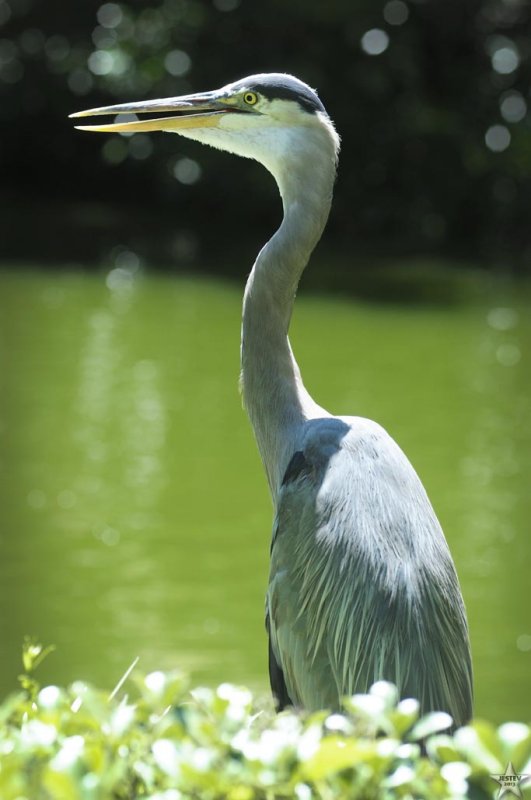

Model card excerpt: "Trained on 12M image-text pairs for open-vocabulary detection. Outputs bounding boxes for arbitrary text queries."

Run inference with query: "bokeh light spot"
[102,137,128,165]
[492,47,519,74]
[57,490,77,509]
[383,0,409,26]
[361,28,390,55]
[114,249,140,271]
[45,35,70,62]
[517,634,531,652]
[500,90,527,123]
[27,489,47,510]
[115,50,131,75]
[496,343,521,367]
[164,49,191,77]
[88,47,131,76]
[487,36,520,74]
[106,267,135,294]
[97,3,123,29]
[128,134,153,160]
[173,157,201,185]
[88,49,113,76]
[87,48,131,75]
[485,124,510,152]
[101,526,120,546]
[92,26,117,50]
[487,307,519,331]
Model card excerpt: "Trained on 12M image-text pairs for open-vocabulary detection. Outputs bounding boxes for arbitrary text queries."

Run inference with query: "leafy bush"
[0,640,529,799]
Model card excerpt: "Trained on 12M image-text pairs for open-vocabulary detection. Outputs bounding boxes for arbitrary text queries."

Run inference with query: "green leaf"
[299,736,364,781]
[409,711,453,741]
[454,723,503,772]
[21,637,56,675]
[497,722,531,768]
[425,733,462,763]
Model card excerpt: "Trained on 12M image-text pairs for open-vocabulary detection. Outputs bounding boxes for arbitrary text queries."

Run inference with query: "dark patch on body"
[265,610,293,710]
[281,450,309,486]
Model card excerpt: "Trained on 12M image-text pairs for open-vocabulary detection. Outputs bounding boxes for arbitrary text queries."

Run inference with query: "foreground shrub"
[0,641,529,799]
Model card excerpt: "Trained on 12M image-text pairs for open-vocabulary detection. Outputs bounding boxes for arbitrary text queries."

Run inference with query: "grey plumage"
[268,416,472,725]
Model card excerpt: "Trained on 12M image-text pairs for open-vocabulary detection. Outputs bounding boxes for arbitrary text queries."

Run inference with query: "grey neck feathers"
[241,127,337,496]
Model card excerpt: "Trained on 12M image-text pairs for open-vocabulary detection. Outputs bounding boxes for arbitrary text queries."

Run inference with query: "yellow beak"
[69,90,237,134]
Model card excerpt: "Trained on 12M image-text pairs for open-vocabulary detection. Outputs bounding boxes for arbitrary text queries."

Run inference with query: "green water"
[0,266,529,723]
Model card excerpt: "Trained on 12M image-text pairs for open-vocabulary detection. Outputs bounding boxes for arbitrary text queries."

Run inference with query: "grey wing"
[266,416,473,724]
[266,448,333,709]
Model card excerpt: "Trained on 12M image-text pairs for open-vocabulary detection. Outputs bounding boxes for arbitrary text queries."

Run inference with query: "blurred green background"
[0,0,530,722]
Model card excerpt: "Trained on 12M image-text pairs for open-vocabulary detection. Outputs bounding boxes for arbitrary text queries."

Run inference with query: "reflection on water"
[457,301,530,717]
[0,267,529,723]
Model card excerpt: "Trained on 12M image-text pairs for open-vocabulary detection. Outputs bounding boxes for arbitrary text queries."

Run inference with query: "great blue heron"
[71,73,473,725]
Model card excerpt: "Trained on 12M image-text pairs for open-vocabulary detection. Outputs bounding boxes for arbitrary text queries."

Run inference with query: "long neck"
[241,138,336,496]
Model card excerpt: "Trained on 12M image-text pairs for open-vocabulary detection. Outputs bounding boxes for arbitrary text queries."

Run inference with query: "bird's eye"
[243,91,258,106]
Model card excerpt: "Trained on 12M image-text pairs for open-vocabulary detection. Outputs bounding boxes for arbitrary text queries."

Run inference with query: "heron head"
[70,73,340,191]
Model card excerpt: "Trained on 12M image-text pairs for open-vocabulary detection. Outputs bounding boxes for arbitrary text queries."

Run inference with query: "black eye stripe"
[246,82,325,115]
[228,74,327,115]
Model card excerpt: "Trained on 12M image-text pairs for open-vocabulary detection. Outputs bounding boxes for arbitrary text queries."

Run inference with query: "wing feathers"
[267,417,473,725]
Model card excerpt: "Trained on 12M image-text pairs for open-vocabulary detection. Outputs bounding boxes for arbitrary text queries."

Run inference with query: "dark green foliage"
[1,641,530,798]
[1,0,530,272]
